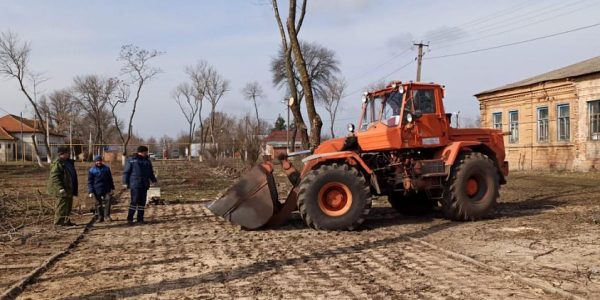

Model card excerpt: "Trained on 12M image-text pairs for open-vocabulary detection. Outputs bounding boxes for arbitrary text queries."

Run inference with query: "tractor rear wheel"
[388,192,437,216]
[442,152,499,221]
[297,163,372,230]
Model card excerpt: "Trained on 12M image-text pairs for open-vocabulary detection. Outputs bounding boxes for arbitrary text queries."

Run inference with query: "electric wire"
[431,0,597,50]
[425,21,600,60]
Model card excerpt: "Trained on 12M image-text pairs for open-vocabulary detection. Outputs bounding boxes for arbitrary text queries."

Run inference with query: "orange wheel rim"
[466,178,479,197]
[318,182,353,217]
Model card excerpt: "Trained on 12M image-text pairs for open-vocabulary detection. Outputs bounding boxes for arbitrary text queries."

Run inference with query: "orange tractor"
[208,81,509,230]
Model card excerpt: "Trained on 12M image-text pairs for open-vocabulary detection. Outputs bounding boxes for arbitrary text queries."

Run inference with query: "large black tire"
[387,192,437,216]
[297,163,372,230]
[442,152,499,221]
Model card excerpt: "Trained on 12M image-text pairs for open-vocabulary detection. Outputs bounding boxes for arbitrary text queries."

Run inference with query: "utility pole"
[414,42,429,82]
[20,112,24,162]
[46,112,51,162]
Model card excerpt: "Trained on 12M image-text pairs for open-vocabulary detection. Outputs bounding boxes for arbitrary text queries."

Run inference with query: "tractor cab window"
[409,89,436,114]
[359,91,405,131]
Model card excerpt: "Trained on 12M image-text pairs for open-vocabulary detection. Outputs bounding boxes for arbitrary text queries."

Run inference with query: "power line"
[425,21,600,60]
[347,46,413,82]
[342,57,417,99]
[425,1,546,43]
[432,0,597,50]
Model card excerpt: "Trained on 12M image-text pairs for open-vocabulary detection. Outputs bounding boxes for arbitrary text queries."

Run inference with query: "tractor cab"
[355,81,450,151]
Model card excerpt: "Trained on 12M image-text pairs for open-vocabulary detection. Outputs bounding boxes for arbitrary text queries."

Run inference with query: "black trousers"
[127,188,147,222]
[94,194,111,220]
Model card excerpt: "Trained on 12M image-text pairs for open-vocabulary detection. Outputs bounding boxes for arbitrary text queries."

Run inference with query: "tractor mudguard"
[301,151,373,175]
[438,141,481,170]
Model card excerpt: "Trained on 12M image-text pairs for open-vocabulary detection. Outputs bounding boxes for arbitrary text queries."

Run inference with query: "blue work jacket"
[123,154,157,190]
[88,164,115,195]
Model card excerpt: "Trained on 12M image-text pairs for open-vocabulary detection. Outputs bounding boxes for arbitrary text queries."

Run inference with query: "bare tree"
[38,89,79,134]
[185,61,208,155]
[107,81,129,147]
[117,44,162,162]
[241,81,264,126]
[71,75,118,155]
[271,41,340,102]
[271,0,309,149]
[0,31,50,165]
[203,65,229,148]
[317,76,346,138]
[172,82,199,160]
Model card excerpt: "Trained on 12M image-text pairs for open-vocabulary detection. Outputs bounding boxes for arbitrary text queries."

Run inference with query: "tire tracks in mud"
[15,202,584,299]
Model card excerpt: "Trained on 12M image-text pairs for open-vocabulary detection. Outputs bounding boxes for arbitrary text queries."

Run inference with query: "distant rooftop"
[476,55,600,96]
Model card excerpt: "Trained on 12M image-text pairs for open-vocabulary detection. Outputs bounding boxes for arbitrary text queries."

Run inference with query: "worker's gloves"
[88,193,94,198]
[59,189,66,195]
[122,184,128,189]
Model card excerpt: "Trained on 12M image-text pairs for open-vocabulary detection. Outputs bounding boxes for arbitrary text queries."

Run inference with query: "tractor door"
[407,87,449,147]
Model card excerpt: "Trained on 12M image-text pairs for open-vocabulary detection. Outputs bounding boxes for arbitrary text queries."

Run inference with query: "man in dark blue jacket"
[88,155,115,222]
[123,145,157,224]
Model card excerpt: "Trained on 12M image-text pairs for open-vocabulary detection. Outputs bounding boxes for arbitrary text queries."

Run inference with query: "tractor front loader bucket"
[207,159,300,229]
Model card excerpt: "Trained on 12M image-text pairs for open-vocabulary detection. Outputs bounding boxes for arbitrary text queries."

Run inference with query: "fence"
[0,142,261,164]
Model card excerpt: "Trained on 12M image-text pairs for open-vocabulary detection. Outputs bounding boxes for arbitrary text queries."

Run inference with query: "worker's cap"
[57,147,70,155]
[93,155,103,162]
[137,145,149,153]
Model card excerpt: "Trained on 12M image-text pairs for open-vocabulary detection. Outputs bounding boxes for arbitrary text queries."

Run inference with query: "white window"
[509,111,518,144]
[557,104,570,142]
[492,112,502,130]
[589,100,600,140]
[537,107,548,142]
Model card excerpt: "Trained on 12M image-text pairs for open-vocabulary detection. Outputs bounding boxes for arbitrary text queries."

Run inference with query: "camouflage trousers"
[54,195,73,225]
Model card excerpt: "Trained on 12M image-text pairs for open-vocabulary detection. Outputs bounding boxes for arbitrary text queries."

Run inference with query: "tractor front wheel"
[442,152,499,221]
[298,163,372,230]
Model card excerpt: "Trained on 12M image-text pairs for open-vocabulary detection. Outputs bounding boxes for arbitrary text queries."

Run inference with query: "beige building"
[476,56,600,171]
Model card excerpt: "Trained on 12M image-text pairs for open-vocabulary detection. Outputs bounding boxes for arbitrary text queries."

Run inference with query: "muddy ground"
[1,160,599,299]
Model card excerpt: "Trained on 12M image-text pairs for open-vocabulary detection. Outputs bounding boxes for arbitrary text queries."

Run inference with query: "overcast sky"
[1,0,600,139]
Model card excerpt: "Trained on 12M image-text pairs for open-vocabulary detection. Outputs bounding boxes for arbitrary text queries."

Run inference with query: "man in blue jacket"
[88,155,115,222]
[123,146,157,225]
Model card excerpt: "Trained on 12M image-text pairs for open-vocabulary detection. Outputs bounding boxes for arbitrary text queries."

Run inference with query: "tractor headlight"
[406,113,413,123]
[347,123,355,133]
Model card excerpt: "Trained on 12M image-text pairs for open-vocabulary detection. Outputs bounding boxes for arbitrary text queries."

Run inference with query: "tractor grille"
[419,159,445,175]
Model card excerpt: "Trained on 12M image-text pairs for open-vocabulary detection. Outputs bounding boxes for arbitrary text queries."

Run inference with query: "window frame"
[492,112,502,130]
[508,110,519,144]
[537,106,549,143]
[556,103,570,142]
[589,100,600,141]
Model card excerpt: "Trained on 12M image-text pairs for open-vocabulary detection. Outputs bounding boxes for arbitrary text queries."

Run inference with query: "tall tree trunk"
[18,81,51,163]
[253,99,260,128]
[287,0,322,148]
[272,0,309,150]
[31,135,43,167]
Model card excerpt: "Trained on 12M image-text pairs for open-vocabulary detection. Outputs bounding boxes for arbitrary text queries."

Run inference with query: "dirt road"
[2,162,599,299]
[16,202,548,299]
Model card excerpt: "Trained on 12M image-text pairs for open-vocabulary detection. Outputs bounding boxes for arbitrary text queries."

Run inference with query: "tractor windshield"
[359,91,404,131]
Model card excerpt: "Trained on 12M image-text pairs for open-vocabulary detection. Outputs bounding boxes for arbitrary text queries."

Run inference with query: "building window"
[7,144,11,149]
[590,100,600,140]
[537,107,549,142]
[492,112,502,130]
[509,110,518,143]
[557,104,570,142]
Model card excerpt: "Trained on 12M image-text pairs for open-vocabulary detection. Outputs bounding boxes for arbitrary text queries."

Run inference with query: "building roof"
[0,114,64,136]
[263,130,302,146]
[0,126,16,141]
[476,55,600,96]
